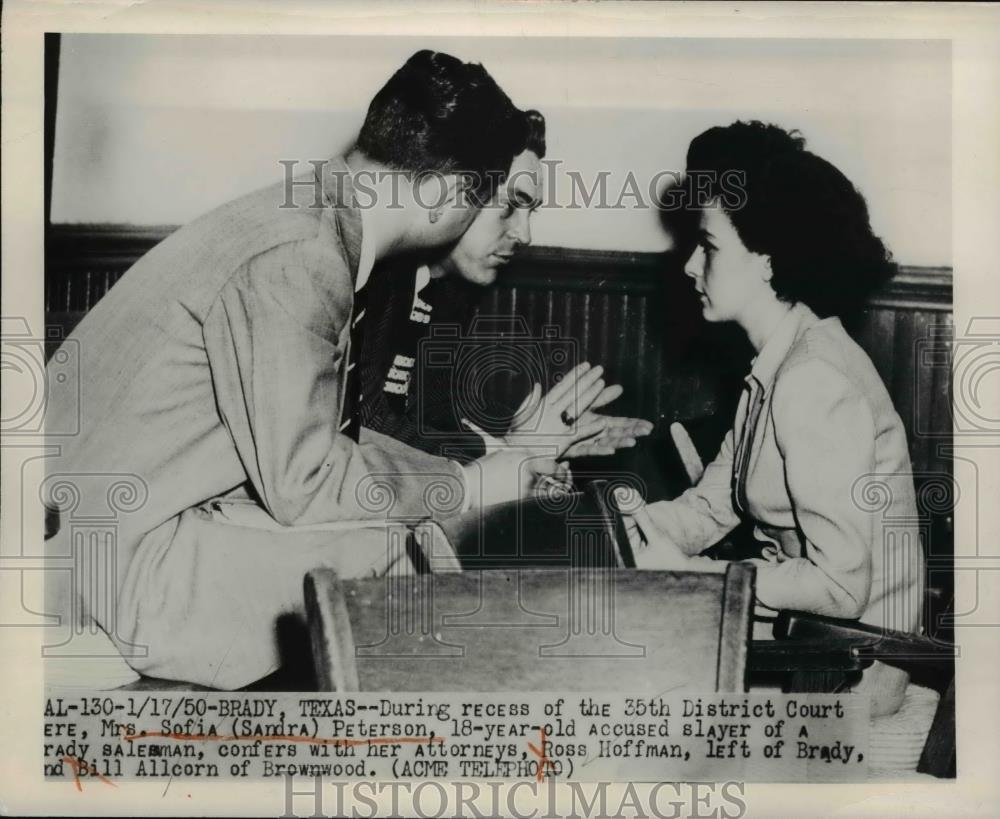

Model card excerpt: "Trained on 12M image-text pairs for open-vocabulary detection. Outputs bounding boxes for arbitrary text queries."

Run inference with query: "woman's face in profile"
[683,203,773,325]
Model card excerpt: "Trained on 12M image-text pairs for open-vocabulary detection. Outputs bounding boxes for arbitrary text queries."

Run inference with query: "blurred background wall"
[51,34,950,266]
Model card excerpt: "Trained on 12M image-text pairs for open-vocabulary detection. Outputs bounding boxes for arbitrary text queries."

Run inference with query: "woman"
[626,121,924,716]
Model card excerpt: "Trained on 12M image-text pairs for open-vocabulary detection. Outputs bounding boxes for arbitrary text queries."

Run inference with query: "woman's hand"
[564,412,654,457]
[614,488,699,570]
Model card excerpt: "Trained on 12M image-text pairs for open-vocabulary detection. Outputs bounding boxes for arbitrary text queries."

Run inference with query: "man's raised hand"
[503,363,617,457]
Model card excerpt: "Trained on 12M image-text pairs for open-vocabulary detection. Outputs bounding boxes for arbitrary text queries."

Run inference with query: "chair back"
[305,563,755,693]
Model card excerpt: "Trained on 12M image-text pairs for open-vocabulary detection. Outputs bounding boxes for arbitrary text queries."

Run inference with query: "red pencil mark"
[63,756,117,791]
[122,730,444,748]
[527,727,556,782]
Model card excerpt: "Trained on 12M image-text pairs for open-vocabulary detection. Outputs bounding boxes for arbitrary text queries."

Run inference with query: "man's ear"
[435,173,467,208]
[414,172,466,223]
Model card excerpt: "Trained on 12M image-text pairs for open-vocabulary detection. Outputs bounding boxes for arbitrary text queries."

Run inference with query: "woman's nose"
[683,245,703,279]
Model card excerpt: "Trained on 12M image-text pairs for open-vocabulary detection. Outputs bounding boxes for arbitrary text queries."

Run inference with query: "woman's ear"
[760,255,774,283]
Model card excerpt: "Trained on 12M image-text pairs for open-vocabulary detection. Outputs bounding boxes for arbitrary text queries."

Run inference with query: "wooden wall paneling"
[630,292,650,420]
[46,227,953,454]
[892,308,919,468]
[869,307,899,393]
[928,313,954,474]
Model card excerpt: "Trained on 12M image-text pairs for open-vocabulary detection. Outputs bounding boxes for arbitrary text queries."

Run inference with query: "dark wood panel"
[45,225,953,308]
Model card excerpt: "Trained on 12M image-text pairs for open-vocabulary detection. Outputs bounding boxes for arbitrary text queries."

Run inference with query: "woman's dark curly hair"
[682,120,897,318]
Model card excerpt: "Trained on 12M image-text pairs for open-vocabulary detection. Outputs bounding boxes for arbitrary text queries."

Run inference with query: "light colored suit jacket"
[645,303,924,635]
[45,158,466,688]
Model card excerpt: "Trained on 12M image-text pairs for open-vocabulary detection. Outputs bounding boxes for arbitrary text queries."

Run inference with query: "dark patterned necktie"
[339,283,368,442]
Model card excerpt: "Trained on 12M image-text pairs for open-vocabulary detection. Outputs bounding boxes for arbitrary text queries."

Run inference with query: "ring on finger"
[560,409,575,426]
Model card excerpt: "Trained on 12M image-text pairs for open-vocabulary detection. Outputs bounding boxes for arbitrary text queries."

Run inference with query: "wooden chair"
[304,563,755,693]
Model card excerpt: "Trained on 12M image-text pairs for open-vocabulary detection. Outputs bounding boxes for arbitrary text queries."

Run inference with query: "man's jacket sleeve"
[202,241,467,525]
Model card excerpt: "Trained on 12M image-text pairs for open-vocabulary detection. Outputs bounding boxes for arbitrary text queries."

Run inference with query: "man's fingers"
[589,383,624,410]
[570,434,636,456]
[526,456,560,477]
[575,378,609,417]
[605,436,637,449]
[462,418,506,451]
[520,383,543,416]
[564,441,613,458]
[513,387,533,417]
[558,380,606,423]
[558,425,607,459]
[510,383,543,430]
[572,418,608,443]
[623,418,654,435]
[547,362,591,404]
[601,415,654,435]
[552,365,604,412]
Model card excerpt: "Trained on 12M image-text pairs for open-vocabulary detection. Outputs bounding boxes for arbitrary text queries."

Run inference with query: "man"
[44,51,591,689]
[358,110,653,465]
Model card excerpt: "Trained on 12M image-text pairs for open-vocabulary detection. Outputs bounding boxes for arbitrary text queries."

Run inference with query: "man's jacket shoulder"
[106,170,352,324]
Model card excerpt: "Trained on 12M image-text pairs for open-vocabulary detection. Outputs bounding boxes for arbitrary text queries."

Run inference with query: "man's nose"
[509,210,532,247]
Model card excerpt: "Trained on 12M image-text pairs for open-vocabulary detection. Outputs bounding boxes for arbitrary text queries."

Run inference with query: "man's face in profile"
[445,150,544,286]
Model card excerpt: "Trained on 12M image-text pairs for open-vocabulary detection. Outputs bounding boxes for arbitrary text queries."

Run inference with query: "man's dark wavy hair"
[356,50,529,206]
[683,120,897,318]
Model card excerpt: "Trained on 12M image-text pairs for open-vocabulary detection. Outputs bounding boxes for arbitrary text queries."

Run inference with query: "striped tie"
[338,284,368,442]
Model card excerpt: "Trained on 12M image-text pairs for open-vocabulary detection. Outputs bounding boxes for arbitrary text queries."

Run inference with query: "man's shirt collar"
[345,159,376,292]
[322,156,376,292]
